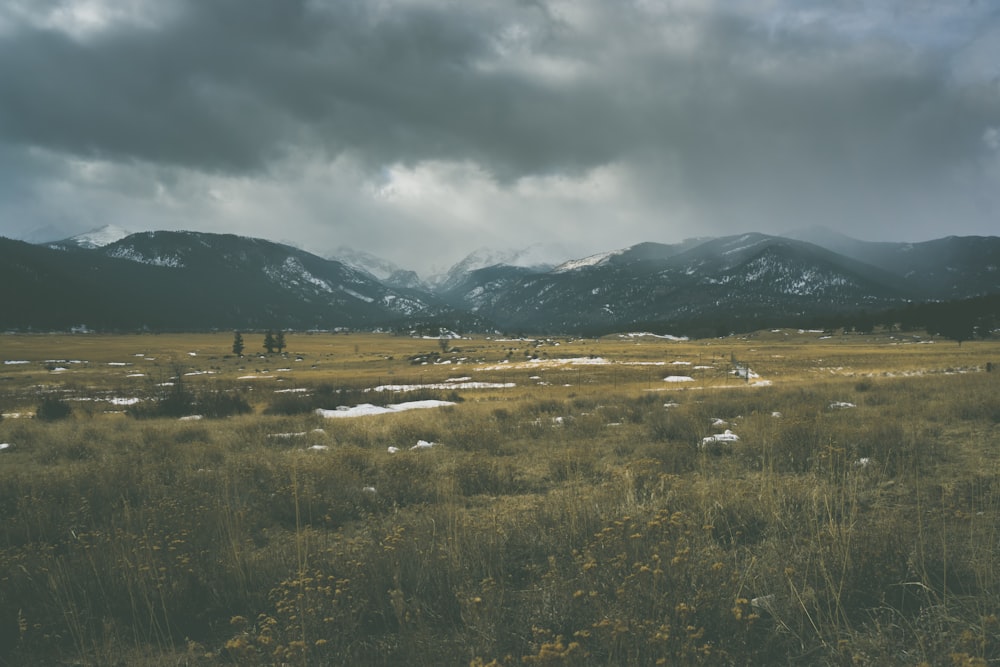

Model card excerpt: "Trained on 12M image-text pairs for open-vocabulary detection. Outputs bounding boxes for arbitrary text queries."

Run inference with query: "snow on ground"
[316,400,456,419]
[829,401,856,409]
[410,440,437,450]
[370,382,514,392]
[238,375,275,380]
[552,249,623,273]
[478,357,610,371]
[664,376,695,383]
[701,430,740,448]
[4,360,30,365]
[0,443,11,452]
[620,332,689,341]
[108,397,141,406]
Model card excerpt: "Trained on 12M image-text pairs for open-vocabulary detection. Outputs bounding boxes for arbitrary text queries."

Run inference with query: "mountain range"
[2,225,998,335]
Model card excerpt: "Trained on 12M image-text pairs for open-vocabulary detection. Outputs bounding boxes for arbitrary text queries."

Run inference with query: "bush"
[35,396,72,421]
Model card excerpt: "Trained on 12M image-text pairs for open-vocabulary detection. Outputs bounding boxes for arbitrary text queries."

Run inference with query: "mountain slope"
[473,234,916,333]
[788,227,1000,298]
[7,229,1000,334]
[49,224,132,250]
[2,232,449,331]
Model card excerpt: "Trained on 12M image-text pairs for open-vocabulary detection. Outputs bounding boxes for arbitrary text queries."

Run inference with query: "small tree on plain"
[232,331,245,356]
[275,330,286,353]
[263,330,276,354]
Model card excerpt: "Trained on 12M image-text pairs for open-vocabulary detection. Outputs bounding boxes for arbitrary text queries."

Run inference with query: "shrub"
[35,396,72,421]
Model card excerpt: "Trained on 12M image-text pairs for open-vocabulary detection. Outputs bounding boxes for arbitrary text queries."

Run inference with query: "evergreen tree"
[232,331,245,356]
[263,330,276,354]
[275,330,286,353]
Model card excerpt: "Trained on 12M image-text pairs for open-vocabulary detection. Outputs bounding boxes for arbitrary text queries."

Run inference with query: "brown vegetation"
[1,330,998,665]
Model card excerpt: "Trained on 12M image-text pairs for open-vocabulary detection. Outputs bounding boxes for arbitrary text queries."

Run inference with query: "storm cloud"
[1,0,998,273]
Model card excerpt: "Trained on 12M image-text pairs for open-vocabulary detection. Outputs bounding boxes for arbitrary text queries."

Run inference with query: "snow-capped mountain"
[51,224,132,250]
[4,231,462,330]
[431,245,567,293]
[8,229,1000,335]
[327,246,428,291]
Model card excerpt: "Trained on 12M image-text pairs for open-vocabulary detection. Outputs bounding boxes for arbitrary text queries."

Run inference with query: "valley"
[2,331,999,665]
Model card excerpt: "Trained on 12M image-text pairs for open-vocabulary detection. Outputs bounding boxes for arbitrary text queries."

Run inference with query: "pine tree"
[275,330,286,353]
[263,330,276,354]
[232,331,245,356]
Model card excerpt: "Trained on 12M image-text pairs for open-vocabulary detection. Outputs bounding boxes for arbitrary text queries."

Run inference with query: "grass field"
[2,330,999,665]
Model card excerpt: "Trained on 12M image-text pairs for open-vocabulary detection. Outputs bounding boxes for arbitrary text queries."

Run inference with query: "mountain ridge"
[5,229,999,335]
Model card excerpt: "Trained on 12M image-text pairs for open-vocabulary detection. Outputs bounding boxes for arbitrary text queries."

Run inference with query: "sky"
[1,0,998,276]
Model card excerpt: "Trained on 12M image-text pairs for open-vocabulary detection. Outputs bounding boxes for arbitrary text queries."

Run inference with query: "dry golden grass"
[1,330,998,665]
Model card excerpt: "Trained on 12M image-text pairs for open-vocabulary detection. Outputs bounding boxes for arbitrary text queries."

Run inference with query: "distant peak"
[64,224,132,249]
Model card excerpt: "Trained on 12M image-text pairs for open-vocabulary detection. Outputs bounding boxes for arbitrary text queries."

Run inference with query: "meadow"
[1,330,998,666]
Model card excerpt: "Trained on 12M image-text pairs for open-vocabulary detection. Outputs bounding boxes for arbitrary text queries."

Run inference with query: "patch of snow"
[66,224,131,248]
[411,440,437,450]
[621,332,689,341]
[0,443,11,452]
[828,401,856,409]
[274,388,309,393]
[701,430,740,447]
[370,382,513,391]
[316,400,456,419]
[107,247,184,267]
[179,415,203,421]
[4,360,29,365]
[552,249,624,273]
[306,445,329,451]
[341,286,374,303]
[387,446,401,454]
[108,397,141,406]
[362,486,377,493]
[664,375,695,383]
[269,432,308,439]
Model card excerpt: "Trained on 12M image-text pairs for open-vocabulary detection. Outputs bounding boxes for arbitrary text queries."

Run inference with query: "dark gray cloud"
[1,0,998,271]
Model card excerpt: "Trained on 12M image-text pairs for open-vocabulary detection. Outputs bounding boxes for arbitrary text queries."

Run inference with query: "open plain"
[2,330,999,665]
